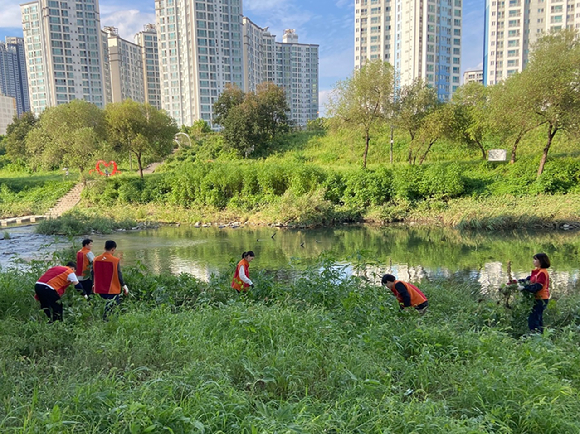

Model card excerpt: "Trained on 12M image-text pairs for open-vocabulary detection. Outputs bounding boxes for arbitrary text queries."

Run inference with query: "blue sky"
[0,0,484,113]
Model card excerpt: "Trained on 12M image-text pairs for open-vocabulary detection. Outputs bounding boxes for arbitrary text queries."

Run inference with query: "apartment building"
[463,68,484,84]
[354,0,462,100]
[484,0,579,85]
[103,26,145,103]
[0,95,17,134]
[135,24,162,109]
[155,0,244,126]
[20,0,108,115]
[0,37,31,116]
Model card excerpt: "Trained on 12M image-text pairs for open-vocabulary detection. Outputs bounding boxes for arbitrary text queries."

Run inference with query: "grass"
[1,257,580,432]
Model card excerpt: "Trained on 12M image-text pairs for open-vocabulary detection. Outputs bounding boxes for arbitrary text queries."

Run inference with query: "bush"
[36,211,136,235]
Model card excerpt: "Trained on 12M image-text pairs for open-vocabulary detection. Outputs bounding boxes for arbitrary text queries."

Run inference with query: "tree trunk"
[137,153,144,178]
[509,134,523,164]
[419,140,437,165]
[537,124,557,178]
[475,140,486,160]
[363,131,370,169]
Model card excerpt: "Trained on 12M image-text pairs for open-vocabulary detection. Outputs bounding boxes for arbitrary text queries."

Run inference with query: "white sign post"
[488,149,507,162]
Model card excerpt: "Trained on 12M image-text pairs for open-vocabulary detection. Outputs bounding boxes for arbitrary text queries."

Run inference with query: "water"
[2,224,579,293]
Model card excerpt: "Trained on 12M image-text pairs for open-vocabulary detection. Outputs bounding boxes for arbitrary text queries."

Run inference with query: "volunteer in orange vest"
[93,240,129,319]
[76,238,95,297]
[35,261,82,322]
[519,252,551,333]
[381,274,429,314]
[231,251,255,293]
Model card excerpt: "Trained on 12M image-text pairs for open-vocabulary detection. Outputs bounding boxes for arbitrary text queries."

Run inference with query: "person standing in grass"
[381,274,429,314]
[519,253,551,333]
[35,262,82,322]
[93,240,129,319]
[76,238,94,297]
[231,251,255,293]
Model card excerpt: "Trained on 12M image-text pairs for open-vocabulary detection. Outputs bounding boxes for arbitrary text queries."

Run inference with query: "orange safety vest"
[530,268,550,300]
[93,252,122,295]
[76,247,92,280]
[37,266,76,296]
[392,280,428,307]
[231,258,250,292]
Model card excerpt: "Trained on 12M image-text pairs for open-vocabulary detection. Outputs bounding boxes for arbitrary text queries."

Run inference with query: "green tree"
[448,82,490,160]
[213,82,289,157]
[395,79,441,164]
[521,29,580,176]
[105,100,177,178]
[327,59,395,168]
[414,105,454,165]
[25,101,105,180]
[488,73,542,164]
[4,111,38,163]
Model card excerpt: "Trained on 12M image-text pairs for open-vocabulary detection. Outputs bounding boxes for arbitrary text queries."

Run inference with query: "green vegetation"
[0,171,76,218]
[35,210,136,235]
[1,257,580,432]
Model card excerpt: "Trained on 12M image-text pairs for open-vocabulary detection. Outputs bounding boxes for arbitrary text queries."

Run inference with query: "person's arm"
[523,272,546,293]
[117,263,129,294]
[87,251,95,263]
[67,272,83,291]
[395,282,411,307]
[238,265,253,286]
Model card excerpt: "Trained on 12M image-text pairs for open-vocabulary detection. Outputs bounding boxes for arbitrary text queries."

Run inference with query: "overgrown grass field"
[1,258,580,433]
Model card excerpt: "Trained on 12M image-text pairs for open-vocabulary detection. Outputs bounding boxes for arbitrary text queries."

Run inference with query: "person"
[231,251,255,293]
[35,262,82,322]
[76,238,95,297]
[93,240,129,319]
[519,253,551,333]
[381,274,429,314]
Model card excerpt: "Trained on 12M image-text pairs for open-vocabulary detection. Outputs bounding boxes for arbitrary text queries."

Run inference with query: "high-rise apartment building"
[242,22,319,125]
[155,0,244,126]
[20,0,108,115]
[0,37,31,116]
[484,0,579,85]
[135,24,162,109]
[275,30,319,125]
[103,26,145,103]
[0,95,17,134]
[354,0,462,101]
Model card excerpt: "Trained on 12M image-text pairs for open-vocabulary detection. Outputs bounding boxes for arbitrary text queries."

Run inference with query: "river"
[1,224,579,293]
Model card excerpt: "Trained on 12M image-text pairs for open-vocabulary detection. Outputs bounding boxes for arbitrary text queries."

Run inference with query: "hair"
[66,261,76,269]
[82,238,93,247]
[381,274,396,285]
[104,240,117,251]
[533,252,551,269]
[242,251,255,259]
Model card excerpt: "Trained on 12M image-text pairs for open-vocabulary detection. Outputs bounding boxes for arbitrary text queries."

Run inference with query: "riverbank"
[1,261,580,432]
[68,192,580,231]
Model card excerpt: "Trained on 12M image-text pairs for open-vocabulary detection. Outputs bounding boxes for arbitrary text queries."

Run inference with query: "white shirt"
[238,265,253,285]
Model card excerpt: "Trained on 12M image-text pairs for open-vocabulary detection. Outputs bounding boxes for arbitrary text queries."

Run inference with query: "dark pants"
[78,279,93,296]
[99,293,121,320]
[35,283,63,322]
[415,300,429,314]
[528,299,549,333]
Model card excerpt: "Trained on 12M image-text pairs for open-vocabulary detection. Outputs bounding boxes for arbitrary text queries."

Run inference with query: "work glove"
[122,285,129,295]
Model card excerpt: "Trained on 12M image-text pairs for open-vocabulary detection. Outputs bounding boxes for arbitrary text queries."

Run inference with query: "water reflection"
[2,224,579,293]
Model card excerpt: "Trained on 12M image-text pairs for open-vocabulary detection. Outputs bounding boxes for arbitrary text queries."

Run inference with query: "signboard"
[488,149,507,161]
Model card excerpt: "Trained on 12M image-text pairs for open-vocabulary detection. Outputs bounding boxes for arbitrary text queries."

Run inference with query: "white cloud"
[0,2,23,31]
[318,89,333,117]
[244,0,289,12]
[100,9,156,41]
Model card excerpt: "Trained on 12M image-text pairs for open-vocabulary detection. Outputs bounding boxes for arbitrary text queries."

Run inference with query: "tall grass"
[1,257,580,433]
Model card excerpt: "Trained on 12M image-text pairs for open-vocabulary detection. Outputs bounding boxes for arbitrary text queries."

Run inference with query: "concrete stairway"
[45,182,85,219]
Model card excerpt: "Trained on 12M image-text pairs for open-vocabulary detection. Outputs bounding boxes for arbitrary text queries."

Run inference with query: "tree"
[327,59,395,168]
[414,105,454,165]
[4,111,37,163]
[448,82,490,160]
[213,82,289,157]
[521,29,580,176]
[487,73,543,164]
[24,100,105,180]
[105,100,177,178]
[394,79,440,164]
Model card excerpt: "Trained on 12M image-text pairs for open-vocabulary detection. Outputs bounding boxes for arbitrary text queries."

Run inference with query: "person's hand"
[250,284,255,289]
[518,279,528,284]
[84,294,89,300]
[123,285,129,295]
